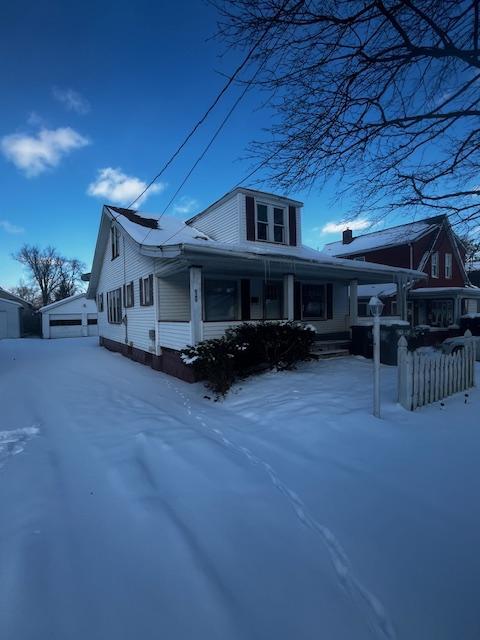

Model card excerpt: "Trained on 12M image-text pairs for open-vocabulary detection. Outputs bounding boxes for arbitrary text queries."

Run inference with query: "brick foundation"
[99,336,197,382]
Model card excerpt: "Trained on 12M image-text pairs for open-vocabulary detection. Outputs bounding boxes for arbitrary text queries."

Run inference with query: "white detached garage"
[41,294,98,339]
[0,298,22,339]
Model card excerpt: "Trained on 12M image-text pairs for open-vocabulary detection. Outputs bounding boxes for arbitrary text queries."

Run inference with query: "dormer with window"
[185,188,302,248]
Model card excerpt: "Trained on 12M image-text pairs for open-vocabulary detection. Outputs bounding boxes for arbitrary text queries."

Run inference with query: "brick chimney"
[342,228,353,244]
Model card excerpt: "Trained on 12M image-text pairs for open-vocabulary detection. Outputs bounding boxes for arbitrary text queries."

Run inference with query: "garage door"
[87,314,98,336]
[0,312,6,339]
[49,314,82,338]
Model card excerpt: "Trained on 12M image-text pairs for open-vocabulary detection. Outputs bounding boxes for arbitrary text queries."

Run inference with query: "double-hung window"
[431,252,439,278]
[97,293,104,312]
[111,226,120,260]
[255,203,286,244]
[107,288,122,324]
[124,281,134,308]
[445,253,452,279]
[139,275,153,306]
[302,284,326,319]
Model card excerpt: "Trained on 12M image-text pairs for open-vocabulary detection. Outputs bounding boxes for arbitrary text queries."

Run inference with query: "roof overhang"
[409,287,480,299]
[156,244,427,285]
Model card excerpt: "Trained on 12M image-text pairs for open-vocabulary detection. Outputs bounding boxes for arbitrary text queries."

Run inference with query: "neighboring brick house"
[323,215,480,328]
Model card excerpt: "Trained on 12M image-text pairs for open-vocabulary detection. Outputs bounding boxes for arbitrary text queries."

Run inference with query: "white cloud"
[0,220,24,234]
[52,87,90,114]
[321,219,370,234]
[87,167,166,207]
[1,127,90,177]
[173,196,198,216]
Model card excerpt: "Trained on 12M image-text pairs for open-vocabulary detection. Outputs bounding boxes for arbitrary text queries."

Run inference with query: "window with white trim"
[255,203,286,244]
[204,279,238,321]
[445,253,452,279]
[431,252,439,278]
[124,281,134,308]
[140,275,153,306]
[97,293,104,312]
[107,288,122,324]
[111,226,120,260]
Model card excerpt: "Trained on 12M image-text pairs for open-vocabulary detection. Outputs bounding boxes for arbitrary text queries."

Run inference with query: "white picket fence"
[397,330,476,411]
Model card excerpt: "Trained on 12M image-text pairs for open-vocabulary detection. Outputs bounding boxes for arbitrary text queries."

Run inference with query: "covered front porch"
[153,247,421,352]
[409,287,480,328]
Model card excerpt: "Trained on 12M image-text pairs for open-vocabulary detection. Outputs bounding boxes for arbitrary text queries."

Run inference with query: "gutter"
[173,243,427,281]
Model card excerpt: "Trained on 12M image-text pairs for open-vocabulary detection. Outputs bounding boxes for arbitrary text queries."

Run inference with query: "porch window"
[302,284,326,319]
[445,253,452,279]
[427,299,453,328]
[107,288,122,324]
[264,281,283,319]
[204,279,238,321]
[431,252,439,278]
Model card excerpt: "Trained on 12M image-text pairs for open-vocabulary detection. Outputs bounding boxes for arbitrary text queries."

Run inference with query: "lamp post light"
[368,296,384,418]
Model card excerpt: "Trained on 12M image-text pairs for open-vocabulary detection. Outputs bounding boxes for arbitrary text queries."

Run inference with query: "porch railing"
[397,330,475,411]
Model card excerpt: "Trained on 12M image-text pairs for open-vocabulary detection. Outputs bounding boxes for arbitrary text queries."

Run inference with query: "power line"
[124,10,283,212]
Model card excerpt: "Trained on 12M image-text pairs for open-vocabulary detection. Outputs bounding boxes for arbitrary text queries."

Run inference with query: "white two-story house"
[87,187,424,380]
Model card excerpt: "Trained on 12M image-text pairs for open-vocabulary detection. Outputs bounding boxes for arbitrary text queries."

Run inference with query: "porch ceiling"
[157,248,424,285]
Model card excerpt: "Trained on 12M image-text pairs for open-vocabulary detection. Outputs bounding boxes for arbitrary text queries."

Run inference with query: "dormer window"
[111,225,120,260]
[255,202,286,244]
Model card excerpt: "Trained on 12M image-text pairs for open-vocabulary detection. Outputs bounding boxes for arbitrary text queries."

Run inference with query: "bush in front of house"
[181,321,317,396]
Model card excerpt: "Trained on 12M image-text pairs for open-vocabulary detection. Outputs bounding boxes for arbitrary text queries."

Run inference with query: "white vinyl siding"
[97,230,157,352]
[189,193,241,243]
[158,273,190,321]
[158,322,192,350]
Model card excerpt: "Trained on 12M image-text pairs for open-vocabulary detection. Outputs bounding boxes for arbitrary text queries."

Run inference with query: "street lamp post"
[368,296,384,418]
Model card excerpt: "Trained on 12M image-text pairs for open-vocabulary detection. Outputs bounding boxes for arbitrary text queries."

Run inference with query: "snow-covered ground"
[1,338,479,640]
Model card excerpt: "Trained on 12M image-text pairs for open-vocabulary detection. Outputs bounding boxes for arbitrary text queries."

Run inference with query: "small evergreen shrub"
[181,321,317,396]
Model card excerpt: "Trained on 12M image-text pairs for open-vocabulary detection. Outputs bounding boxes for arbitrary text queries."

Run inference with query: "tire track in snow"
[166,380,396,640]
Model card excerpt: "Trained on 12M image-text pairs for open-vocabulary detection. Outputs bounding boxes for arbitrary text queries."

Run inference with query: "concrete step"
[313,339,351,352]
[312,348,350,359]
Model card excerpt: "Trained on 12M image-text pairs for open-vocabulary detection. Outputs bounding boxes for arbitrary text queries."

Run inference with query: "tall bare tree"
[216,0,480,229]
[13,245,85,305]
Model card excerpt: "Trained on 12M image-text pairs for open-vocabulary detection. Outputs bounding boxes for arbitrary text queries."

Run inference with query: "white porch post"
[284,274,294,321]
[454,296,462,324]
[189,266,203,345]
[349,279,358,325]
[397,276,408,321]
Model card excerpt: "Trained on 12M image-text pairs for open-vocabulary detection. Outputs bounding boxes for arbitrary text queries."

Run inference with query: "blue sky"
[0,0,365,289]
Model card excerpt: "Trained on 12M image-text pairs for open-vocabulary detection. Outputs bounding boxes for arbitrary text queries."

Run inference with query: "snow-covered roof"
[0,297,23,307]
[0,287,31,306]
[105,205,424,276]
[467,260,480,272]
[323,215,445,257]
[106,205,211,247]
[357,283,397,299]
[40,293,89,313]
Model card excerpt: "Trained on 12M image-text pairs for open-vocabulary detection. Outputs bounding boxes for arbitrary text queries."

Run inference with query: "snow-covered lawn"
[1,338,479,640]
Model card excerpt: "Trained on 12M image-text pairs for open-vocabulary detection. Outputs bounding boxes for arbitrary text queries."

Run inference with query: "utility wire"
[123,8,285,212]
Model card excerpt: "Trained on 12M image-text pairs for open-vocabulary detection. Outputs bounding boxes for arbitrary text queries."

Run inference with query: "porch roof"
[409,287,480,299]
[155,243,426,285]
